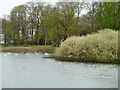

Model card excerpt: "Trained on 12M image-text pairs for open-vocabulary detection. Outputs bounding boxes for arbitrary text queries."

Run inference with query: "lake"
[1,52,118,88]
[0,52,2,89]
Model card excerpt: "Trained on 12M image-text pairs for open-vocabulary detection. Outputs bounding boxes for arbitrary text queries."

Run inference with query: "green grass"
[2,48,32,53]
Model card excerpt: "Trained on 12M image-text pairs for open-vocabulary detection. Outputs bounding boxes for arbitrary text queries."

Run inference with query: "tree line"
[2,1,120,47]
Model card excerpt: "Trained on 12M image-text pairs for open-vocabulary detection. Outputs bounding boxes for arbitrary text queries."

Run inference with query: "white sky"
[0,0,117,18]
[0,0,57,18]
[0,0,89,18]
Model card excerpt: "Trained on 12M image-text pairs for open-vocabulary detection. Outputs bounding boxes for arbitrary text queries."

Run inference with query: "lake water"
[1,52,118,88]
[0,52,2,89]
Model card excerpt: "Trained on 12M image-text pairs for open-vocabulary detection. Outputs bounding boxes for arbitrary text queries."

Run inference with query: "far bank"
[1,45,57,53]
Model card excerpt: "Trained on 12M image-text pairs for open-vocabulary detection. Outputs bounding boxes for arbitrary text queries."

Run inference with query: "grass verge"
[1,45,57,53]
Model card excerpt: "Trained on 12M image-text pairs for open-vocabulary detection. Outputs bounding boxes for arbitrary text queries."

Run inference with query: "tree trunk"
[92,3,95,31]
[4,33,7,47]
[31,19,34,44]
[24,27,27,47]
[45,34,47,46]
[37,19,39,46]
[25,30,27,47]
[17,30,20,46]
[13,35,16,47]
[17,17,20,46]
[37,26,39,46]
[31,26,34,44]
[22,26,24,46]
[77,8,80,24]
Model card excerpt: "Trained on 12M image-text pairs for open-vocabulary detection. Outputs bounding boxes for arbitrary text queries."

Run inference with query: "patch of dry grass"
[1,45,57,53]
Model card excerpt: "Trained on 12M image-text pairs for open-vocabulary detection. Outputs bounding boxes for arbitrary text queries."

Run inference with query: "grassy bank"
[1,45,57,53]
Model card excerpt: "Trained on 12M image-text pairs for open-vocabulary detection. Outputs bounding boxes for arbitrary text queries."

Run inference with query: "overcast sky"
[0,0,90,18]
[0,0,117,18]
[0,0,58,18]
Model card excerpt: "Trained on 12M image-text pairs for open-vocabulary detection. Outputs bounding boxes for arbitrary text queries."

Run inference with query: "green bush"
[54,29,118,63]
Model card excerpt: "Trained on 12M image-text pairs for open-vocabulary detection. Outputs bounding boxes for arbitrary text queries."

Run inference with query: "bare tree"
[31,1,44,46]
[41,5,51,46]
[85,1,100,30]
[2,18,7,47]
[10,4,28,46]
[26,2,36,43]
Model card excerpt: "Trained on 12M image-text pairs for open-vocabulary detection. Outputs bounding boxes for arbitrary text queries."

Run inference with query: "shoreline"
[1,45,119,64]
[1,51,119,64]
[1,45,57,53]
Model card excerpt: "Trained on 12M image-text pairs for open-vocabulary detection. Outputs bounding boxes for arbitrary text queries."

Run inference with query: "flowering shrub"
[54,29,118,63]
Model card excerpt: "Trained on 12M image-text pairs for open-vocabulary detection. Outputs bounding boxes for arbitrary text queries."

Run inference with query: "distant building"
[27,29,36,37]
[0,19,36,44]
[0,18,4,44]
[19,29,36,41]
[0,33,4,44]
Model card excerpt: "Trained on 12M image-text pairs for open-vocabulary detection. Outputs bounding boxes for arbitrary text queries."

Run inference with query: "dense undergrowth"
[55,29,119,63]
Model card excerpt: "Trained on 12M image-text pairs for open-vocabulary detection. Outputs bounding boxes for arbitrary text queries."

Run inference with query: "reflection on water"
[1,52,118,88]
